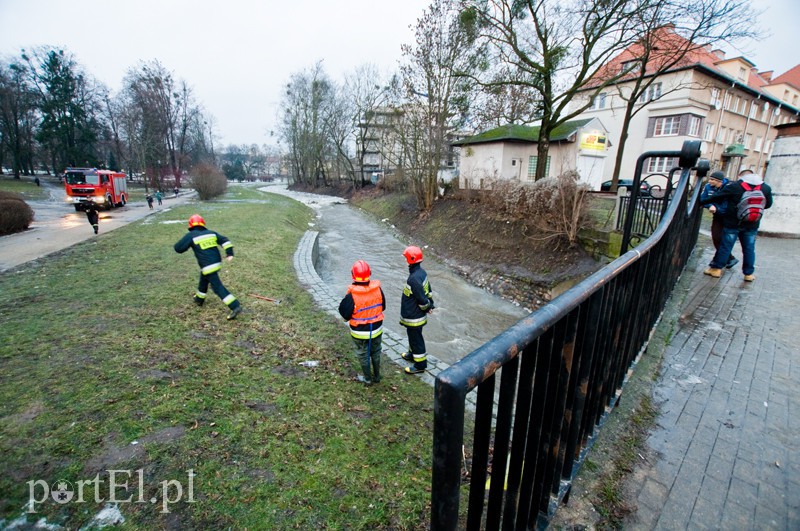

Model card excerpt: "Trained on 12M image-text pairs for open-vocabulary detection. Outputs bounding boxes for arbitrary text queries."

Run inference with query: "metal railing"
[431,141,707,530]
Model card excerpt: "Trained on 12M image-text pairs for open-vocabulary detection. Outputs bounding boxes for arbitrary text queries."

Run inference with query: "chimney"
[711,49,726,60]
[760,70,773,82]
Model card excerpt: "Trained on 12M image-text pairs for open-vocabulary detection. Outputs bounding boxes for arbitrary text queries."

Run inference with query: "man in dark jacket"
[399,246,434,374]
[338,260,386,384]
[700,170,737,269]
[174,214,242,319]
[700,173,773,281]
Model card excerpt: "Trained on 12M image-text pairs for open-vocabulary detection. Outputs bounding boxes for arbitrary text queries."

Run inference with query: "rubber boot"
[371,353,381,383]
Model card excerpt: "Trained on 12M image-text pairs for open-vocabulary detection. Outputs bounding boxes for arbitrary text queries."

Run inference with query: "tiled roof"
[452,119,594,146]
[589,25,799,103]
[771,64,800,91]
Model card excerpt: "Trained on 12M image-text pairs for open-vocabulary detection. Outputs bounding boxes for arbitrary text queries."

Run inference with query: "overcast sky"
[1,0,797,148]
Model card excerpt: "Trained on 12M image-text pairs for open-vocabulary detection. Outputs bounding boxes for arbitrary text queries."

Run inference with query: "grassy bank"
[0,187,435,529]
[0,175,50,201]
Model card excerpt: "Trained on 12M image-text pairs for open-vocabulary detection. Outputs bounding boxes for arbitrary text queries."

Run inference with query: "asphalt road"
[0,184,195,272]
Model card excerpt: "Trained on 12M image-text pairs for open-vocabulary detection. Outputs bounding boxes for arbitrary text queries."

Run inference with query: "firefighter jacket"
[400,263,434,327]
[338,281,386,340]
[174,226,234,275]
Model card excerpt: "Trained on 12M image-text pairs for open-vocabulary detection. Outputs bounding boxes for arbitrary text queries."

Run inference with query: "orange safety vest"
[347,280,384,329]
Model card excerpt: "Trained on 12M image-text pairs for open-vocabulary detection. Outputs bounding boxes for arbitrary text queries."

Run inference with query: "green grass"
[0,175,49,200]
[0,186,435,529]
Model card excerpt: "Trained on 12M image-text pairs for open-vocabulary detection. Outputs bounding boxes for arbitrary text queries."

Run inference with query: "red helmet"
[188,214,205,228]
[351,260,371,282]
[403,246,423,265]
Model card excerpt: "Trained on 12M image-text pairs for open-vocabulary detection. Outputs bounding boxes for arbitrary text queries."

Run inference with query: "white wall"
[759,129,800,236]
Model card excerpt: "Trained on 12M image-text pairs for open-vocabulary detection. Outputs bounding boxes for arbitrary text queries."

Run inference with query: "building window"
[716,126,726,144]
[744,133,752,150]
[738,67,747,81]
[591,92,607,110]
[621,60,640,75]
[749,103,757,118]
[794,94,799,106]
[704,123,715,141]
[527,155,551,180]
[688,116,701,137]
[647,157,677,173]
[764,139,770,153]
[755,136,763,152]
[711,88,722,109]
[734,96,741,113]
[740,99,748,114]
[654,116,680,136]
[638,82,662,103]
[724,93,733,110]
[762,102,770,121]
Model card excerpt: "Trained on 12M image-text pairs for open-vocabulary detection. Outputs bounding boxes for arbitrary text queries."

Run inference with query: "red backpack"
[736,182,766,224]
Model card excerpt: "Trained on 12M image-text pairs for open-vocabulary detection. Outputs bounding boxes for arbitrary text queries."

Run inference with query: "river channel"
[264,183,529,366]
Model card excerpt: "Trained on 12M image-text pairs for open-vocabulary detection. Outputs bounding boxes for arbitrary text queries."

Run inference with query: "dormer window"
[738,67,747,81]
[621,60,640,75]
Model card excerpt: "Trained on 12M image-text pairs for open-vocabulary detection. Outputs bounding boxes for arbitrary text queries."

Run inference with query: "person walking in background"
[146,193,154,210]
[701,170,738,270]
[174,214,242,320]
[338,260,386,385]
[174,186,179,197]
[701,173,773,281]
[85,202,100,234]
[155,190,163,205]
[399,246,434,374]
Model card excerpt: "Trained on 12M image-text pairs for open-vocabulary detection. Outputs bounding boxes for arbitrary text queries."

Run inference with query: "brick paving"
[625,234,800,529]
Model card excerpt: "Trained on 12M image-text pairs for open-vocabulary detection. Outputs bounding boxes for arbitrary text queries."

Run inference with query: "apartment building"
[574,26,800,185]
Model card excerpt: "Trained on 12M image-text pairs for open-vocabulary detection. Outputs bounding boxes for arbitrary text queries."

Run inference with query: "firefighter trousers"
[196,271,240,309]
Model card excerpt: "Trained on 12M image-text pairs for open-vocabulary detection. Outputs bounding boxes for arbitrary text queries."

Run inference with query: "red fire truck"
[64,168,129,211]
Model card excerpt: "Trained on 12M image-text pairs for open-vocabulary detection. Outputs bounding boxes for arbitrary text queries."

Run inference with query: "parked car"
[600,179,650,196]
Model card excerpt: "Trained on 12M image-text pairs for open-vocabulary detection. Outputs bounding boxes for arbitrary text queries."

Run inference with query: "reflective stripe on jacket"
[174,226,234,273]
[400,263,433,327]
[348,281,384,339]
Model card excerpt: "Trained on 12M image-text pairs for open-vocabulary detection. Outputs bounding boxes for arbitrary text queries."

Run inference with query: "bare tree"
[0,59,38,178]
[460,0,644,181]
[470,66,543,129]
[595,0,758,190]
[346,64,391,187]
[399,0,478,211]
[278,62,333,187]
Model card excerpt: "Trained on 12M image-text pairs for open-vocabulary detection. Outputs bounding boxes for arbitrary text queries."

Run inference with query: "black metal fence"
[431,141,707,530]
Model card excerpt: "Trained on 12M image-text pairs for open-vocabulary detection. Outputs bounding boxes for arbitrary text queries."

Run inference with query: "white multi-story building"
[574,26,800,185]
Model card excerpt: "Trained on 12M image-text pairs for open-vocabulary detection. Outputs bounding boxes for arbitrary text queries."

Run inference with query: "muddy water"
[265,184,529,366]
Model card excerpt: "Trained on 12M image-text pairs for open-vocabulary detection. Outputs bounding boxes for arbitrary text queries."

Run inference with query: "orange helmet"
[351,260,371,282]
[188,214,205,228]
[403,246,423,265]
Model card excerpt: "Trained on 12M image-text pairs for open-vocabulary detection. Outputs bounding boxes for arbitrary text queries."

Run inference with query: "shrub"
[189,163,228,200]
[0,192,35,235]
[486,171,591,247]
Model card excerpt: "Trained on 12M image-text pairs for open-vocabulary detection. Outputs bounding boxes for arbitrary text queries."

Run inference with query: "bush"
[485,171,591,247]
[0,191,35,235]
[189,163,228,200]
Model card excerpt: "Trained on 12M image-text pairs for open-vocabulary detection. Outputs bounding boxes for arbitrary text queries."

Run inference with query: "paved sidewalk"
[625,235,800,529]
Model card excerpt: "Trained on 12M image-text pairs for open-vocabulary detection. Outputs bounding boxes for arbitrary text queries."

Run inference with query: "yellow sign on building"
[580,132,607,152]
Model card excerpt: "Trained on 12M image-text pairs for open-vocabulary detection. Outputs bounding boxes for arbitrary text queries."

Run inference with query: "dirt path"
[0,186,196,272]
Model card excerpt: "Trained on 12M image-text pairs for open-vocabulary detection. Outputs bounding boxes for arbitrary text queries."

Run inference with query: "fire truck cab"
[64,168,128,211]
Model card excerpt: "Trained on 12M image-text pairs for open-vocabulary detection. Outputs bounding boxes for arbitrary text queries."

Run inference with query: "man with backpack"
[701,172,773,281]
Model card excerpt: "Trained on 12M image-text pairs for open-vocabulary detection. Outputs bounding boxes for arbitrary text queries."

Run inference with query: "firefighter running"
[399,246,434,374]
[174,214,242,320]
[338,260,386,385]
[85,202,100,234]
